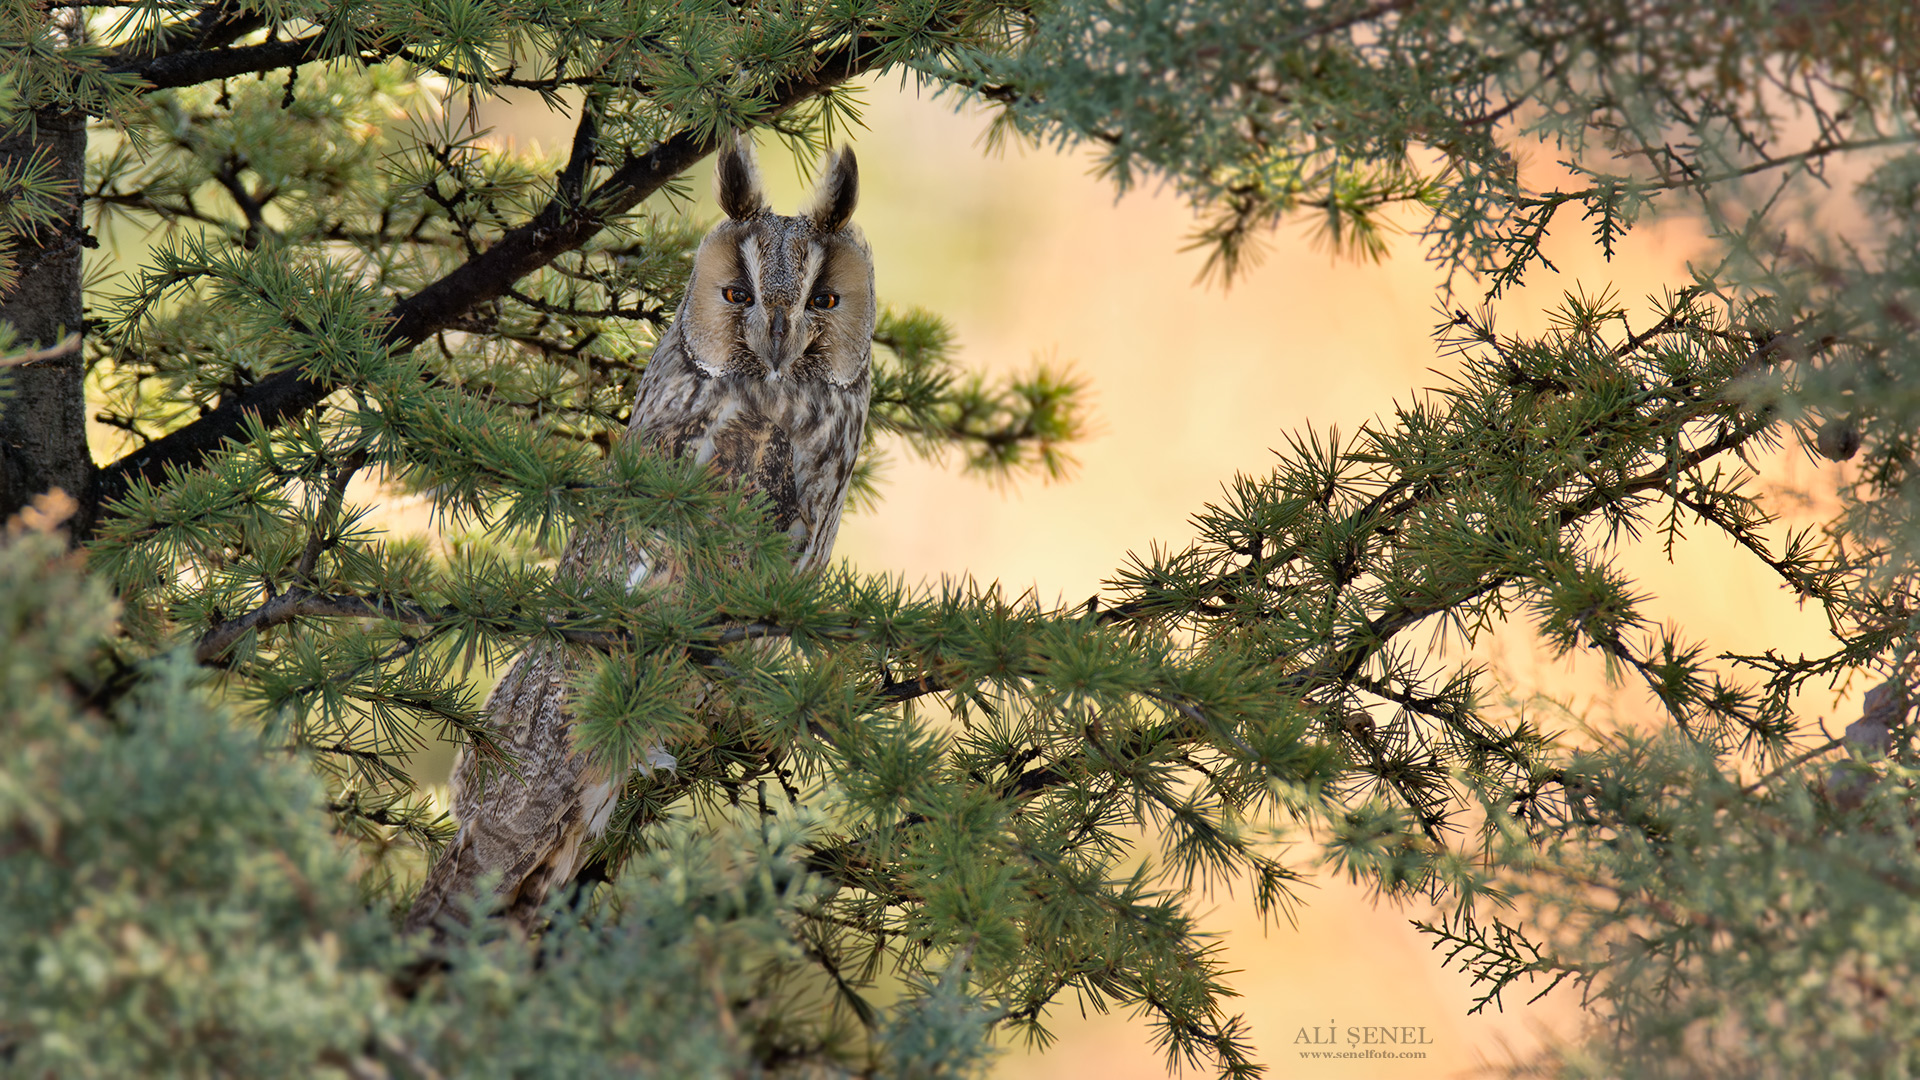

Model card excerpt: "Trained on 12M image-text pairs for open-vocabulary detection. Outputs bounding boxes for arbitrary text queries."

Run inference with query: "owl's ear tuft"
[715,132,765,221]
[805,147,859,233]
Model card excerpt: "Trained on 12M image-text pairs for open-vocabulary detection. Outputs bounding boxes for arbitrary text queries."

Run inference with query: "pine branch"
[192,582,789,666]
[105,0,268,71]
[108,33,339,90]
[195,588,439,665]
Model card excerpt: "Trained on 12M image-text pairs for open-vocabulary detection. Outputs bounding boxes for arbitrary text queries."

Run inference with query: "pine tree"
[2,1,1918,1076]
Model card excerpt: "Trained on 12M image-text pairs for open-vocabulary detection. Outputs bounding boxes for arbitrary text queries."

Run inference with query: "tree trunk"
[0,109,93,535]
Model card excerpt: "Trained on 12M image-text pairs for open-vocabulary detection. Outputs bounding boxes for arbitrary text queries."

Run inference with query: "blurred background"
[455,76,1848,1077]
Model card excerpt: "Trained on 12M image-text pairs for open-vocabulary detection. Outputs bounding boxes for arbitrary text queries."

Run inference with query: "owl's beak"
[767,308,790,370]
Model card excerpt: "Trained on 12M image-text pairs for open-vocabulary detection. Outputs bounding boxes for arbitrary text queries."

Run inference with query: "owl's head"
[679,134,875,387]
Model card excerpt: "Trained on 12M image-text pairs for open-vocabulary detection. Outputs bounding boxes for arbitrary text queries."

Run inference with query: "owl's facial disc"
[679,142,873,385]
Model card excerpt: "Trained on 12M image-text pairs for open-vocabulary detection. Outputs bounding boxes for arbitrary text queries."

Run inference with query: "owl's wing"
[403,644,608,934]
[405,335,757,934]
[407,333,862,935]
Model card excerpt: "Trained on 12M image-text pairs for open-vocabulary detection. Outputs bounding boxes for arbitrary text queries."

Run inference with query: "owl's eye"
[809,291,840,310]
[721,285,753,305]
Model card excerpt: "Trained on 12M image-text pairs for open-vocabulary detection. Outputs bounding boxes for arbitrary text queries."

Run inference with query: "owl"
[405,134,875,934]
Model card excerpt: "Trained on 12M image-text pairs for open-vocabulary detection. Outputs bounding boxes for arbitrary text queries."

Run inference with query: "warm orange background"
[467,78,1852,1077]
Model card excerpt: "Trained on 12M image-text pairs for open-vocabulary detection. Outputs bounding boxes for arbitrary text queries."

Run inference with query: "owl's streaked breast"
[635,340,870,568]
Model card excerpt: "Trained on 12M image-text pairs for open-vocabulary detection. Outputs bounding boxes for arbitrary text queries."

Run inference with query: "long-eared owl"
[405,134,875,933]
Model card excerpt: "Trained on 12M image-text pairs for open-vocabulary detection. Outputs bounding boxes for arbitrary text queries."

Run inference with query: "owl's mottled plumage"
[406,136,874,934]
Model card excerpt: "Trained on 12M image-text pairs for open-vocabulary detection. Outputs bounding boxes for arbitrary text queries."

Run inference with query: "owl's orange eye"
[810,291,839,310]
[722,285,753,305]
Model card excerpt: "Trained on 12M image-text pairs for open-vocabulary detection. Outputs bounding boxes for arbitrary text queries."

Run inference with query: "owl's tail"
[403,778,612,937]
[400,631,668,937]
[402,830,486,936]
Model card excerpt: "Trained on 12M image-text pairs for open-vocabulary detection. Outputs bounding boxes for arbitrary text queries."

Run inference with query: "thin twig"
[296,448,368,585]
[0,333,81,368]
[1742,736,1847,795]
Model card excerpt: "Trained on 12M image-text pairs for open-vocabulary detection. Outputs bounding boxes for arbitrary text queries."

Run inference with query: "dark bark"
[110,0,267,68]
[0,109,94,536]
[93,37,879,518]
[108,34,336,91]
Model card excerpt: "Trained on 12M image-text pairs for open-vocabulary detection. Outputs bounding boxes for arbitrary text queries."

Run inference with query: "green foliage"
[0,530,389,1076]
[0,531,1001,1078]
[4,0,1920,1075]
[400,807,1000,1079]
[866,305,1084,494]
[1434,715,1920,1078]
[852,305,1084,510]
